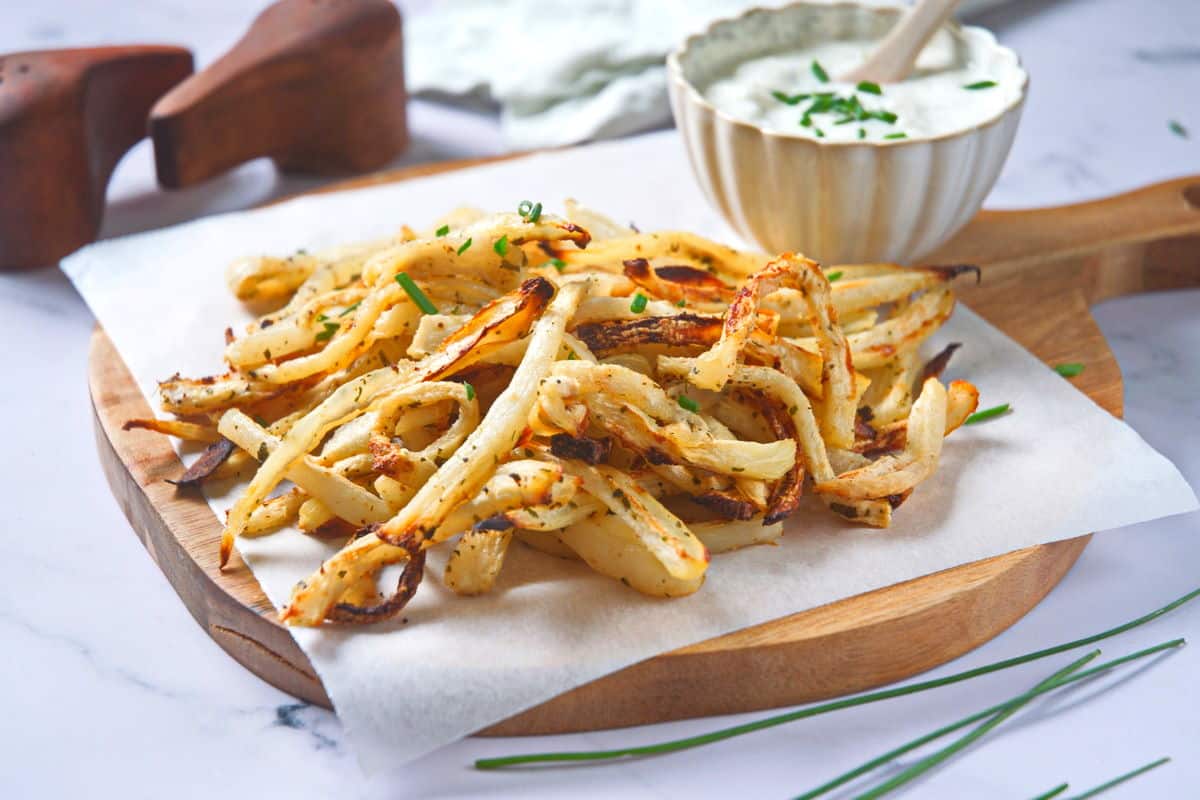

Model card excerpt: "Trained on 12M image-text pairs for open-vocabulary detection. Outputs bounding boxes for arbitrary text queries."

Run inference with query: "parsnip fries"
[129,202,978,626]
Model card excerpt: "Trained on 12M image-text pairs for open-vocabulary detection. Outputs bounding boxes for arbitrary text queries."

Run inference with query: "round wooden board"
[88,164,1200,735]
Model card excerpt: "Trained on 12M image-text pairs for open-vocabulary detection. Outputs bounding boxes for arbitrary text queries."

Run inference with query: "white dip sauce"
[702,28,1024,143]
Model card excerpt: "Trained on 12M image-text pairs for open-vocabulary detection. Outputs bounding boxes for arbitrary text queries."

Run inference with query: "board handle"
[930,175,1200,304]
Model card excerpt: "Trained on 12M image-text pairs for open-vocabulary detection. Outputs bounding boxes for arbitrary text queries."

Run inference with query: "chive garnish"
[1067,757,1171,800]
[1028,783,1070,800]
[771,90,810,106]
[677,395,700,413]
[856,80,882,95]
[464,382,475,402]
[1168,120,1188,139]
[965,403,1010,424]
[472,586,1200,770]
[811,59,829,83]
[1054,362,1085,377]
[675,298,687,307]
[493,235,509,257]
[800,115,813,128]
[547,257,566,272]
[394,271,438,314]
[964,80,998,90]
[456,237,472,256]
[517,200,543,222]
[814,127,826,138]
[338,301,360,317]
[435,224,450,237]
[825,270,844,283]
[884,132,908,140]
[629,293,648,314]
[858,127,866,139]
[316,313,329,322]
[315,321,339,342]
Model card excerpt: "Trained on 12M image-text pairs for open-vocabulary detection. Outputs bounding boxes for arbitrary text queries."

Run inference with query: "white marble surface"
[2,1,1198,798]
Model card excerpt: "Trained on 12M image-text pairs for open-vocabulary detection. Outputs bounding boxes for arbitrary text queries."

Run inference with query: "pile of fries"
[127,201,980,626]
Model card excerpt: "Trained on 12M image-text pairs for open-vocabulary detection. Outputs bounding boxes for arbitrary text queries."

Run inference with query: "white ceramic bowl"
[667,2,1027,263]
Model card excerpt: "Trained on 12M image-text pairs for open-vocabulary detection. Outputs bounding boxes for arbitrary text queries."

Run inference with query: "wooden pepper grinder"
[0,47,193,270]
[150,0,408,188]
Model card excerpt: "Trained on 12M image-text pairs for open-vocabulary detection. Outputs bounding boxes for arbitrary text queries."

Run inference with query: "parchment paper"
[63,131,1197,770]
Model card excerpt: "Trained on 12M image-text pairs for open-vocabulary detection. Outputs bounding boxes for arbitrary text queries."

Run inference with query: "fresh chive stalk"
[456,237,473,256]
[677,395,700,413]
[630,293,648,313]
[464,382,475,402]
[1068,757,1170,799]
[856,81,882,95]
[884,132,908,140]
[435,224,450,237]
[493,235,509,257]
[852,652,1101,800]
[965,403,1010,425]
[811,60,830,83]
[964,80,998,90]
[1054,363,1085,377]
[473,588,1200,770]
[826,271,844,283]
[338,301,360,317]
[394,271,438,315]
[1028,784,1070,800]
[805,641,1182,800]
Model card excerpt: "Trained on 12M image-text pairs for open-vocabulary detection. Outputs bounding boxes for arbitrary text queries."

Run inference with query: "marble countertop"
[3,1,1198,797]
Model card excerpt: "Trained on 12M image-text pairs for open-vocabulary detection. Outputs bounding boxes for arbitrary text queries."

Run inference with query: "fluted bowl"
[667,1,1027,263]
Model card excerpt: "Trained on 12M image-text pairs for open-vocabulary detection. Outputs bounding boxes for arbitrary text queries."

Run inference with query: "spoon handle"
[840,0,960,84]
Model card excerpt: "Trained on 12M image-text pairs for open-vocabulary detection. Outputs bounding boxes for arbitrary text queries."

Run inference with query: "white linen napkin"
[406,0,1017,148]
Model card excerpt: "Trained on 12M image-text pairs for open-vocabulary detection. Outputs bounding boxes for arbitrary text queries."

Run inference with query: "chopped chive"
[338,301,360,317]
[1028,784,1070,800]
[675,298,687,307]
[856,81,882,95]
[873,109,899,124]
[964,80,998,90]
[456,237,473,256]
[884,132,908,140]
[800,115,813,128]
[315,321,339,342]
[472,586,1200,770]
[858,127,866,139]
[316,313,329,322]
[811,59,829,83]
[629,293,648,313]
[965,403,1011,424]
[1054,362,1085,377]
[435,224,450,237]
[547,257,566,272]
[1168,120,1188,139]
[677,395,700,413]
[1069,757,1171,799]
[394,271,438,315]
[814,127,825,138]
[464,382,476,402]
[566,351,578,360]
[771,90,809,105]
[518,200,543,222]
[493,235,509,257]
[825,270,844,283]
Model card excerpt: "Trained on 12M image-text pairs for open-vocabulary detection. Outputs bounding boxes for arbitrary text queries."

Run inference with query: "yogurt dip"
[701,25,1025,143]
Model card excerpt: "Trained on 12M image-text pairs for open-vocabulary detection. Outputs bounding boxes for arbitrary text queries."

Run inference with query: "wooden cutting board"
[88,163,1200,735]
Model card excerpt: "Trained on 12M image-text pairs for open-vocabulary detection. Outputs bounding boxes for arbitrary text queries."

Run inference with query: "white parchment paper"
[63,131,1197,770]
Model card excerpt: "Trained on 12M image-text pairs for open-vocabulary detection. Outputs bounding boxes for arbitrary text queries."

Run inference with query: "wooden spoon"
[840,0,960,84]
